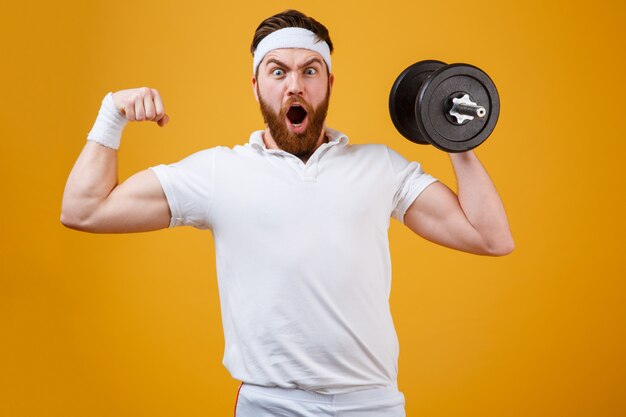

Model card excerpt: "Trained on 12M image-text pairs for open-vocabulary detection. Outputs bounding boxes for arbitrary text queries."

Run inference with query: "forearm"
[61,142,118,227]
[61,91,130,228]
[449,150,514,254]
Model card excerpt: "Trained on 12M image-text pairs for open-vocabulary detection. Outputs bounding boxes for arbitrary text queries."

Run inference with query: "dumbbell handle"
[448,94,486,124]
[454,103,486,118]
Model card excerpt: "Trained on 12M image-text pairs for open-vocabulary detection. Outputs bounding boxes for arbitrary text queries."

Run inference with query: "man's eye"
[305,68,317,75]
[272,69,284,76]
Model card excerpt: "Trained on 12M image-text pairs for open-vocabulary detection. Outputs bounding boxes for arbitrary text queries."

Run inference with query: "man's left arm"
[404,151,514,256]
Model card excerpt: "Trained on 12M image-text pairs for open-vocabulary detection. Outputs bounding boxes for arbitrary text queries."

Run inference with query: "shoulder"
[341,142,403,166]
[325,128,392,158]
[342,142,389,156]
[341,142,429,180]
[178,143,249,163]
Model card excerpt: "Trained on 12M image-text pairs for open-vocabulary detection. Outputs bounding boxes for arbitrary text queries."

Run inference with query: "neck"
[262,126,329,162]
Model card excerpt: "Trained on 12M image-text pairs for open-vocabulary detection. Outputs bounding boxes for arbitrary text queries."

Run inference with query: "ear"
[328,73,335,96]
[252,76,259,102]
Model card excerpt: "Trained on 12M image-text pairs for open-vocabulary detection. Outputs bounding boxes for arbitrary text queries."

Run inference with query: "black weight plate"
[389,60,446,145]
[416,64,500,152]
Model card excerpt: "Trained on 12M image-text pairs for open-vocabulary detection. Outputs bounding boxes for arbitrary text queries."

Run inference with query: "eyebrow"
[265,56,324,70]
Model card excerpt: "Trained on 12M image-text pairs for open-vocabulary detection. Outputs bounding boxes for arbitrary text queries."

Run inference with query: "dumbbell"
[389,60,500,153]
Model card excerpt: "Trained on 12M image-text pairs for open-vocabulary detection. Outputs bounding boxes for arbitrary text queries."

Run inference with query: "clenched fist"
[112,87,169,127]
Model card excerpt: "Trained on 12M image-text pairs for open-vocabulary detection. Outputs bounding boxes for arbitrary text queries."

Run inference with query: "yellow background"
[1,0,624,416]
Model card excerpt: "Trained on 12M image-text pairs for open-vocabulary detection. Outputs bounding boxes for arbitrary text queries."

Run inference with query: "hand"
[112,87,170,127]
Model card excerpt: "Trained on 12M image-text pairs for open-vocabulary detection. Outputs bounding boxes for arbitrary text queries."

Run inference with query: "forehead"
[261,48,325,68]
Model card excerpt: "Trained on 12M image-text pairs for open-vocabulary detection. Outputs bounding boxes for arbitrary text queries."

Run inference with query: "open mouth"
[286,104,308,127]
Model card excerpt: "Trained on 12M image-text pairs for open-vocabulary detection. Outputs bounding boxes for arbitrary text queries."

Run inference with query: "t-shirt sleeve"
[148,149,215,229]
[386,146,438,224]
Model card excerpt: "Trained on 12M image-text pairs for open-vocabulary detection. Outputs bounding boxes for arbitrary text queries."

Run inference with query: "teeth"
[293,123,302,127]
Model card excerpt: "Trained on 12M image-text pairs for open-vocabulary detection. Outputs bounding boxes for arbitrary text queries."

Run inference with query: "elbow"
[60,207,91,231]
[60,211,82,231]
[486,237,515,257]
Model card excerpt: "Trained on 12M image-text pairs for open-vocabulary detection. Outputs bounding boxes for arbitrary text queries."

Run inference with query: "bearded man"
[61,9,514,417]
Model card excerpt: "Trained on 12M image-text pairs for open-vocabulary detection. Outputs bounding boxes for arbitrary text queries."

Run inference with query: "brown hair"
[250,9,334,56]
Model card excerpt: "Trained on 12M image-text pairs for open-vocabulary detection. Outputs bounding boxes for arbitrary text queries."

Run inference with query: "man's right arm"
[61,88,171,233]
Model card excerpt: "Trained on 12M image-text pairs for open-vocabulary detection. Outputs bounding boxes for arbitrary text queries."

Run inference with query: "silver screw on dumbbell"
[449,94,486,124]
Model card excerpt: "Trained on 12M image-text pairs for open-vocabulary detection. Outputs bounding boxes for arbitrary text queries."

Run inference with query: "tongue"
[287,106,307,124]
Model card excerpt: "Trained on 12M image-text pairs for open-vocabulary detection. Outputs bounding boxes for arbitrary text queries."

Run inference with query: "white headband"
[253,27,332,74]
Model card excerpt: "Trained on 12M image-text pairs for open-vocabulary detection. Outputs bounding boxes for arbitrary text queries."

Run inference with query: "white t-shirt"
[149,127,438,394]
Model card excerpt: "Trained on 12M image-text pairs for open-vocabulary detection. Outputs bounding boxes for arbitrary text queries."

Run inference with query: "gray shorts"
[234,382,406,417]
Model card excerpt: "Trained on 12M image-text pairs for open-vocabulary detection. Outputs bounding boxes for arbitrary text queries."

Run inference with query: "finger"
[157,113,170,127]
[144,91,156,120]
[125,101,136,121]
[134,95,145,121]
[151,88,165,123]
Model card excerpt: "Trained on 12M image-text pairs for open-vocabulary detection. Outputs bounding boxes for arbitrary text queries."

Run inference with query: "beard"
[258,85,330,158]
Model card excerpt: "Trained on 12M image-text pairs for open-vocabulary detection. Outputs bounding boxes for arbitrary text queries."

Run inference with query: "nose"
[287,72,304,97]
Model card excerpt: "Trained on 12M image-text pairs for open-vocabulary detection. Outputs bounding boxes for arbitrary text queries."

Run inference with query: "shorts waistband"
[241,383,401,404]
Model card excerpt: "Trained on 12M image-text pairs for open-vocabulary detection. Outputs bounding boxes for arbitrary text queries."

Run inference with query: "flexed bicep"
[403,181,492,255]
[62,166,171,234]
[88,169,171,233]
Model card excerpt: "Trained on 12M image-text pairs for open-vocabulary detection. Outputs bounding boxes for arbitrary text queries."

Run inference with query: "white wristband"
[87,92,128,150]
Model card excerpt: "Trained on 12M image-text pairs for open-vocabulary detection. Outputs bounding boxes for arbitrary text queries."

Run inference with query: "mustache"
[280,97,313,115]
